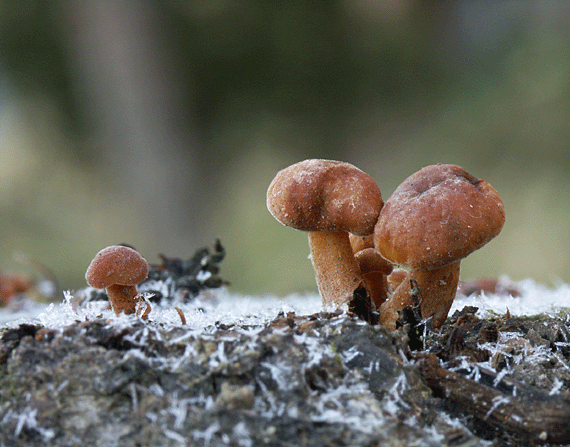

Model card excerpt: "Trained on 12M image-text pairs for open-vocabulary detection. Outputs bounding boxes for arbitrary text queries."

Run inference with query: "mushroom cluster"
[267,160,505,331]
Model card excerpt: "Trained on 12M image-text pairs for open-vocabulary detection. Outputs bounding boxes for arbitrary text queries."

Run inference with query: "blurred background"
[1,0,569,297]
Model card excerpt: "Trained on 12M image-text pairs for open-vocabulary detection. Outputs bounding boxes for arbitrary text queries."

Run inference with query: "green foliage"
[2,2,570,292]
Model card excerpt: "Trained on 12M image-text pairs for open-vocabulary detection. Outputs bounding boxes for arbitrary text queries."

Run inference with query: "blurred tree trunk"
[59,1,205,250]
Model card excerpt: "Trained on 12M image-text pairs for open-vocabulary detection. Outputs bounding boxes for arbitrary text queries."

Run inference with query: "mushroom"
[85,245,151,318]
[348,234,375,254]
[386,268,408,293]
[267,159,383,308]
[348,234,392,309]
[353,248,393,309]
[457,277,521,297]
[374,164,505,330]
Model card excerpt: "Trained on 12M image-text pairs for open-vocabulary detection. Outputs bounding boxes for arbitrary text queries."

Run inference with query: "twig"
[416,352,570,444]
[174,307,186,325]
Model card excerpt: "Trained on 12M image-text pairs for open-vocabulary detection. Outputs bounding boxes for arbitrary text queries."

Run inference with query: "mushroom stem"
[354,248,392,309]
[106,284,149,319]
[379,261,461,330]
[308,231,364,307]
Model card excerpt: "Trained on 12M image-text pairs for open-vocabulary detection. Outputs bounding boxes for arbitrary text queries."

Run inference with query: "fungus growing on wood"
[267,159,383,308]
[374,164,505,330]
[457,277,521,297]
[85,245,151,319]
[0,273,35,306]
[353,247,392,309]
[348,233,393,309]
[348,233,375,254]
[386,268,408,293]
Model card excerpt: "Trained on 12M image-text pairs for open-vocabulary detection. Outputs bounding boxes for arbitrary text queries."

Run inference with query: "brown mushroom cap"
[267,159,383,236]
[374,164,505,270]
[354,248,393,276]
[85,245,149,289]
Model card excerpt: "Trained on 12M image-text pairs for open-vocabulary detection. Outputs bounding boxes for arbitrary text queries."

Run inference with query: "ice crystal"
[453,276,570,318]
[2,278,570,446]
[0,276,569,333]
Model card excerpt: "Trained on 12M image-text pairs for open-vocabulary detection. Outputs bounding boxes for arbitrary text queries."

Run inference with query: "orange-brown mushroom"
[349,233,393,308]
[267,159,383,308]
[353,248,392,309]
[386,268,408,293]
[85,245,151,319]
[348,234,375,253]
[374,164,505,330]
[457,277,521,297]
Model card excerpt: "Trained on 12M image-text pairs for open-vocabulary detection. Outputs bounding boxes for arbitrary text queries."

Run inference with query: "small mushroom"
[348,233,392,308]
[457,277,521,297]
[353,248,393,309]
[386,268,408,293]
[374,164,505,330]
[267,159,383,308]
[85,245,151,318]
[348,233,375,253]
